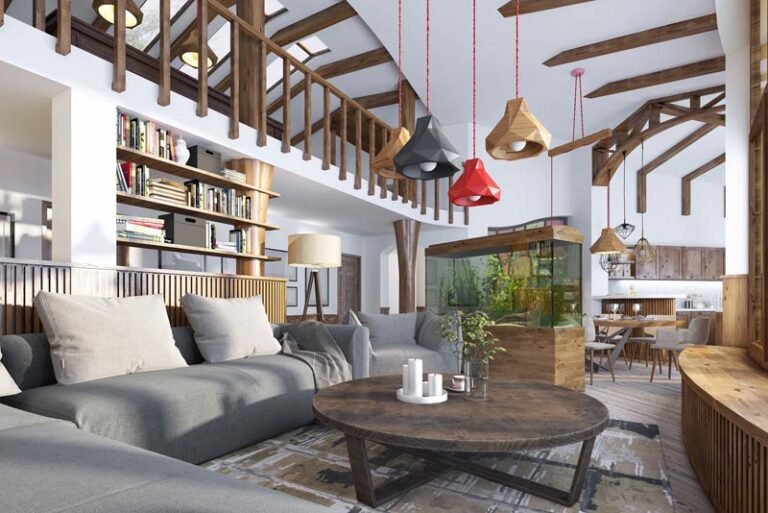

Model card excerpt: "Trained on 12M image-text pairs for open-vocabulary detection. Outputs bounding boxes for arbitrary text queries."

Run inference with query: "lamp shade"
[93,0,143,28]
[178,31,219,70]
[372,127,410,180]
[590,228,626,255]
[486,98,552,161]
[287,234,341,268]
[449,158,501,206]
[394,115,461,180]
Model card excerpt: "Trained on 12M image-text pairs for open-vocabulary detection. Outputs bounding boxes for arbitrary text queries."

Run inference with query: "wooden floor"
[584,358,715,513]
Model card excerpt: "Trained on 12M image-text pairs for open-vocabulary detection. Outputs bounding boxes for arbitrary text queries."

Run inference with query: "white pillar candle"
[408,359,423,397]
[431,374,443,396]
[402,364,410,395]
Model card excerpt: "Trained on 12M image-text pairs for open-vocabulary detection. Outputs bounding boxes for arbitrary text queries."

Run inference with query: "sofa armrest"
[324,325,371,379]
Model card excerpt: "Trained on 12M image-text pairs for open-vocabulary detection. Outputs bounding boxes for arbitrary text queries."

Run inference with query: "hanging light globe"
[635,237,656,264]
[599,253,620,274]
[448,158,501,206]
[394,115,461,180]
[615,221,636,240]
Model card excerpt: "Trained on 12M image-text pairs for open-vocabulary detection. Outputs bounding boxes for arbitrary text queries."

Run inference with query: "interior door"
[338,254,361,317]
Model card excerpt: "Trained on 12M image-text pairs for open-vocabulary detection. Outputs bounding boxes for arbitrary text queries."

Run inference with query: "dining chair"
[584,316,615,385]
[650,318,711,382]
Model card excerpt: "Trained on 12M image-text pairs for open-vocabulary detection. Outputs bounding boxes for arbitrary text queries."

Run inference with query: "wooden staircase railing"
[6,0,467,225]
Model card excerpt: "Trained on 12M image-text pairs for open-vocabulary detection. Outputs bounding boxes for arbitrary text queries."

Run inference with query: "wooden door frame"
[338,253,362,313]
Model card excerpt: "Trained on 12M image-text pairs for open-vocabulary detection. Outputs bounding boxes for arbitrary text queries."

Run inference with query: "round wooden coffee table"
[313,375,609,508]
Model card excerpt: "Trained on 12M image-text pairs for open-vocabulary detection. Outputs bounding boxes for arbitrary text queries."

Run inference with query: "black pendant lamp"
[615,151,636,239]
[393,0,461,181]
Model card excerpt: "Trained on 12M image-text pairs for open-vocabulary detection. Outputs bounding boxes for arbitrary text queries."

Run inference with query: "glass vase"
[464,360,489,401]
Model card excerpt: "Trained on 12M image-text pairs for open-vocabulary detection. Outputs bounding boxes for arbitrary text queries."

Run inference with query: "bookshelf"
[116,146,280,198]
[115,192,279,230]
[116,237,280,261]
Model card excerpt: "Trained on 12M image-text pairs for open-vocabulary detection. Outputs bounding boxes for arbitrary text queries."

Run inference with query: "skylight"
[126,0,188,52]
[298,36,329,56]
[265,0,286,17]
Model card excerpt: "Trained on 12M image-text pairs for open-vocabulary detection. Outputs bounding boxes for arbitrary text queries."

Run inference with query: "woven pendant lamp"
[93,0,143,28]
[394,0,460,181]
[591,180,626,256]
[372,0,409,180]
[485,0,550,161]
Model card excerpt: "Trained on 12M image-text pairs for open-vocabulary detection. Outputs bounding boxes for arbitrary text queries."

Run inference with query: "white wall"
[0,146,51,259]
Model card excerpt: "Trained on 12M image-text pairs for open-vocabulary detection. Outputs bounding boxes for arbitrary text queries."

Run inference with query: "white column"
[51,88,116,266]
[716,0,750,274]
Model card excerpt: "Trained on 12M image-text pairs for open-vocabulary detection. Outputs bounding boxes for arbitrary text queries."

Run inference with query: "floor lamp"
[287,233,341,323]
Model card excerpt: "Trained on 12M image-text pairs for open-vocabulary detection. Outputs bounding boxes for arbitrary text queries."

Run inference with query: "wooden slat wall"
[0,259,286,335]
[600,298,677,316]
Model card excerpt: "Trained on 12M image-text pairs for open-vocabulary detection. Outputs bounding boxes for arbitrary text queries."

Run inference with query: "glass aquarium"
[425,228,583,328]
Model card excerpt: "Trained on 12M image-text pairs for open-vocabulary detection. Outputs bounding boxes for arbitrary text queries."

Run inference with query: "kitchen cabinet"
[682,247,705,280]
[635,257,657,280]
[657,246,682,280]
[703,248,725,280]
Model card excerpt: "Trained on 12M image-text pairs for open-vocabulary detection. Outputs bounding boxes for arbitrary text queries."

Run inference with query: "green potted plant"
[442,311,506,401]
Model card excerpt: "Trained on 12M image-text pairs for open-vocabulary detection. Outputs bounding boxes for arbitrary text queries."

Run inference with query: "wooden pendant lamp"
[93,0,143,28]
[486,0,551,161]
[372,0,410,180]
[591,167,626,255]
[449,0,500,206]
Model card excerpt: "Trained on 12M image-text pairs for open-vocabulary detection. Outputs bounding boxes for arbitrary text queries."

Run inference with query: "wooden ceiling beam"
[270,1,356,47]
[266,48,393,115]
[544,14,717,67]
[548,129,613,157]
[499,0,595,17]
[586,57,725,99]
[650,84,725,105]
[593,107,724,185]
[682,153,726,215]
[658,102,725,126]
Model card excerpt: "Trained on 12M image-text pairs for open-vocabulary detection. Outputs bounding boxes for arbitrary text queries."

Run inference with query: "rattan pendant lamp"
[393,0,461,180]
[591,161,626,268]
[634,140,657,264]
[372,0,410,180]
[486,0,551,161]
[449,0,501,206]
[93,0,143,28]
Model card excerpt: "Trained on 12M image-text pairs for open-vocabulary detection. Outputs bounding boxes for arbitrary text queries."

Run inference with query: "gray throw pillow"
[416,311,444,351]
[34,292,188,385]
[356,311,417,346]
[182,294,280,363]
[0,347,20,397]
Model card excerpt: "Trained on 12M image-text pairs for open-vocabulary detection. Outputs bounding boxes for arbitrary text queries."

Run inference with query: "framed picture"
[286,286,299,308]
[305,268,330,307]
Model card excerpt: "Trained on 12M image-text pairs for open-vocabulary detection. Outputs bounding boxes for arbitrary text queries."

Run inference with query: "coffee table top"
[313,376,609,453]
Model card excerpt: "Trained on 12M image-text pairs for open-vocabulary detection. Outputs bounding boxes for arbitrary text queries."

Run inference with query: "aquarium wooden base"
[489,326,585,392]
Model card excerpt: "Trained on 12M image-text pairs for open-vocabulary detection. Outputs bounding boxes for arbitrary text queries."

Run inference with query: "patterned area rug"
[203,420,673,513]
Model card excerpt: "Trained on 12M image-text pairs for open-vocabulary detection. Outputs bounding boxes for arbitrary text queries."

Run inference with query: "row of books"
[116,215,165,243]
[186,181,252,219]
[117,162,150,196]
[206,225,248,253]
[117,111,176,161]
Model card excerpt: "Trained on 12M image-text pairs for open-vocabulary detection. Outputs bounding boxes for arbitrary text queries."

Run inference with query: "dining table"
[592,317,685,366]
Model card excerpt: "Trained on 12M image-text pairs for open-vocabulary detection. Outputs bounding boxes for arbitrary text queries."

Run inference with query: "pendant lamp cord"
[550,157,554,222]
[397,0,403,128]
[571,72,585,141]
[472,0,477,158]
[622,151,627,222]
[515,0,520,98]
[607,177,611,227]
[426,0,430,113]
[640,139,645,235]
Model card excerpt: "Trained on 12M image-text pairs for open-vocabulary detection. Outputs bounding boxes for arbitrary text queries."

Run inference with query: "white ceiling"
[0,62,64,158]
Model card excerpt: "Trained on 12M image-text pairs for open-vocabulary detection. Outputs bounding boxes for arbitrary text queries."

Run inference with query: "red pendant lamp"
[449,0,500,207]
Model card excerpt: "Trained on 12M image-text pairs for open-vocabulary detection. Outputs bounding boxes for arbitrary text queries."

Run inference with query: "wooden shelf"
[116,146,280,198]
[116,237,280,261]
[116,192,279,230]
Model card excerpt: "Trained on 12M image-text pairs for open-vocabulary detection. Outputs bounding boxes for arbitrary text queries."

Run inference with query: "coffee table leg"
[404,437,596,508]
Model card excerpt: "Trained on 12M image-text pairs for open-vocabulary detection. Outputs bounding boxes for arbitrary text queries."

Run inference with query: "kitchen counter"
[596,294,686,300]
[676,308,722,312]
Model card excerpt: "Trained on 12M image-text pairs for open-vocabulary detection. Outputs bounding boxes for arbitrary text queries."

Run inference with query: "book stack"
[219,168,247,184]
[147,178,187,206]
[117,111,175,161]
[118,162,149,196]
[185,180,252,220]
[116,215,165,243]
[228,229,248,254]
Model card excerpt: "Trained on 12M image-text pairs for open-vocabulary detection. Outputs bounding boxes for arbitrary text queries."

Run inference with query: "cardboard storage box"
[159,213,207,247]
[188,146,222,173]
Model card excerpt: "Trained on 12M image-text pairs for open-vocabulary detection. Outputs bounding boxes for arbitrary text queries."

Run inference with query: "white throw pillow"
[34,292,188,385]
[181,294,280,363]
[0,347,21,397]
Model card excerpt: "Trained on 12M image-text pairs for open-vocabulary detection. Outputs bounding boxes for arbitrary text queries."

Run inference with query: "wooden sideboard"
[680,347,768,513]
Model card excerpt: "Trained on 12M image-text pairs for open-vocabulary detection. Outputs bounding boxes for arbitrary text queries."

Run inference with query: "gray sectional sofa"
[0,323,370,512]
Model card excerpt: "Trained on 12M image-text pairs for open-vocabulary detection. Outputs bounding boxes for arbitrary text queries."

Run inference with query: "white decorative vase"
[174,137,190,164]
